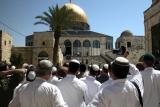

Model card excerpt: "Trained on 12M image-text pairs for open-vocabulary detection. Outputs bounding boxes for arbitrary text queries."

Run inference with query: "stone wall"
[105,49,145,64]
[32,32,54,65]
[0,31,12,63]
[144,1,160,53]
[12,47,33,64]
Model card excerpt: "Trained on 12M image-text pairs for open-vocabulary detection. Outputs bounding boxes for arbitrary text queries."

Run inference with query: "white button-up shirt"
[57,74,88,107]
[127,73,144,97]
[141,67,160,107]
[88,79,140,107]
[128,64,144,96]
[48,76,61,85]
[100,78,113,90]
[80,76,101,104]
[9,77,67,107]
[13,81,29,98]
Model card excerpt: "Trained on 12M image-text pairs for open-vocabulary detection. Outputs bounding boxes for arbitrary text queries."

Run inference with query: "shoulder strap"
[131,81,143,107]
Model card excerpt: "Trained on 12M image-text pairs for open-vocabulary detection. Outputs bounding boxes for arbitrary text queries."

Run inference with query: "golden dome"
[64,3,88,23]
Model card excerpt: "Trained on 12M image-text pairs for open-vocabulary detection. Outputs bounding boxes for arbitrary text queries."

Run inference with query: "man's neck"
[68,72,76,75]
[38,75,50,81]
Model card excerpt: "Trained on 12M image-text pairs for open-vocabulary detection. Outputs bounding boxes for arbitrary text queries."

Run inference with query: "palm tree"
[34,4,74,65]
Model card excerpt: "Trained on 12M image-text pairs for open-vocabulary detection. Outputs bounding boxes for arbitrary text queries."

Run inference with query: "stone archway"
[38,51,49,62]
[73,40,81,56]
[83,40,91,56]
[93,40,100,48]
[64,40,72,56]
[93,40,100,56]
[151,23,160,58]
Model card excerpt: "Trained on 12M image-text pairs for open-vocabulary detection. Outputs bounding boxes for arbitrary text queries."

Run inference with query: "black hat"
[143,53,155,63]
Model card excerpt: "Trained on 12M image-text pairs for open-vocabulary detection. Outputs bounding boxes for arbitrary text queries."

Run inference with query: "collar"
[66,74,76,78]
[112,79,126,84]
[86,76,95,80]
[144,67,154,71]
[36,77,46,82]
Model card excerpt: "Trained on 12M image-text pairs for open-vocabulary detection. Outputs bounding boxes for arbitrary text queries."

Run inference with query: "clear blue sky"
[0,0,151,47]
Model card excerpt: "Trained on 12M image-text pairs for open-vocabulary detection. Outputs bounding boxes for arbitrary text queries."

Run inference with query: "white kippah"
[28,71,36,80]
[92,64,99,71]
[116,57,129,63]
[103,64,109,69]
[52,67,57,72]
[70,59,80,64]
[11,66,16,70]
[114,57,129,66]
[100,68,102,72]
[22,63,29,68]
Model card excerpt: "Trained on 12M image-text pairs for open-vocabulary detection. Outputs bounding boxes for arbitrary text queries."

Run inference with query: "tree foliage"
[35,4,75,65]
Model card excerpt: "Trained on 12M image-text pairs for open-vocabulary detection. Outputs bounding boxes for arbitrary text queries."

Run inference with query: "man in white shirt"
[77,63,87,78]
[13,70,36,98]
[81,64,101,105]
[127,63,144,97]
[88,57,140,107]
[96,64,109,83]
[57,59,88,107]
[48,66,61,85]
[100,63,113,89]
[141,53,160,107]
[9,60,67,107]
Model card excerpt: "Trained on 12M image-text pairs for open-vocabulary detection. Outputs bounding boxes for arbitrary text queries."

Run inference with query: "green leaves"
[34,4,75,65]
[34,4,75,32]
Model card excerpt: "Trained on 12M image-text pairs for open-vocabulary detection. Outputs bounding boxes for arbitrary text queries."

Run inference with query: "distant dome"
[152,0,159,3]
[120,30,133,37]
[64,3,88,23]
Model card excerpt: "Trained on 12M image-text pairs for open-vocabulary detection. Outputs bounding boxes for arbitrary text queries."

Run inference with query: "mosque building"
[115,30,145,64]
[116,30,145,51]
[144,0,160,59]
[11,3,113,65]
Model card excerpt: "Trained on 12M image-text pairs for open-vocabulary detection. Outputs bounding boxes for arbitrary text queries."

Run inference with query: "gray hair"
[36,60,53,76]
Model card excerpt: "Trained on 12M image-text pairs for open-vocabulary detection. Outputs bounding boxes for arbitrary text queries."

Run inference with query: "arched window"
[4,40,6,46]
[9,40,11,45]
[73,40,81,47]
[64,40,71,47]
[83,40,91,47]
[42,41,45,46]
[93,40,100,48]
[38,51,49,61]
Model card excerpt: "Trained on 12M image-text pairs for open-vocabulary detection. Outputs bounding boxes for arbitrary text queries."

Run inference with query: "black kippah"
[143,53,155,62]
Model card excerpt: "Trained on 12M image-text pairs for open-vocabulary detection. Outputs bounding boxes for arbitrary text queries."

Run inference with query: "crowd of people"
[0,53,160,107]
